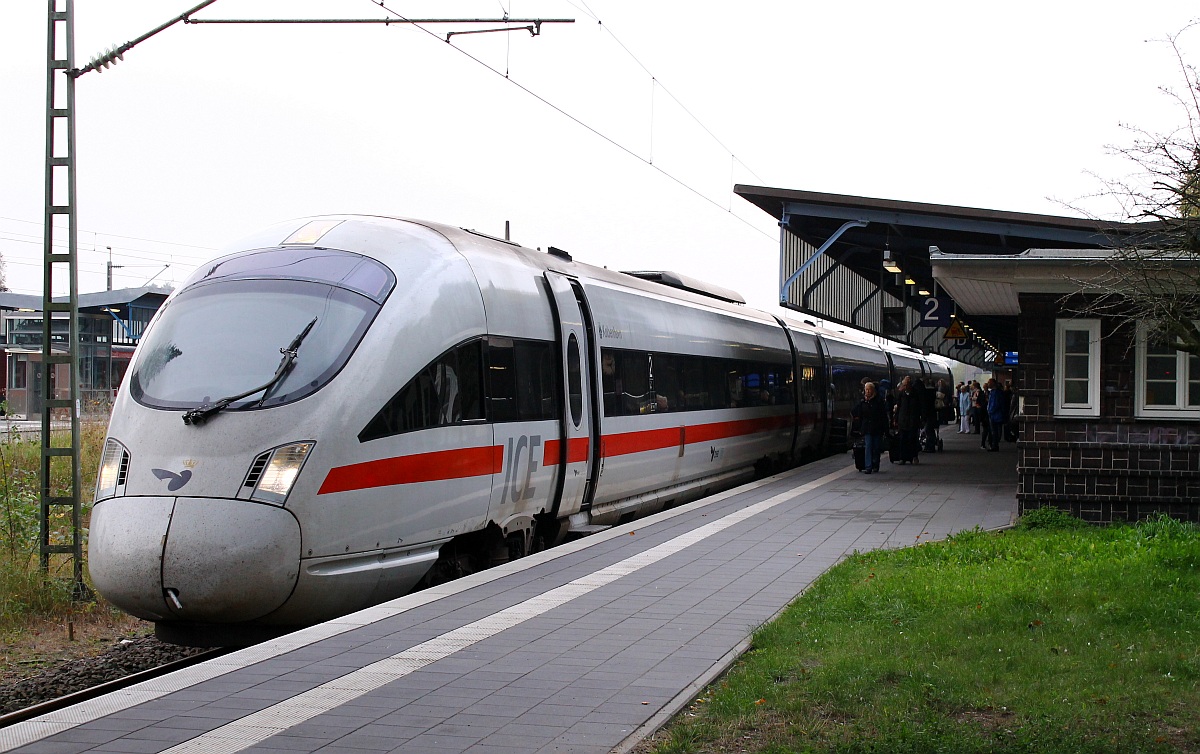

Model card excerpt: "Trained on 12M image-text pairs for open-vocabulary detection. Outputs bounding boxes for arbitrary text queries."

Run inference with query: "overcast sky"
[2,1,1197,309]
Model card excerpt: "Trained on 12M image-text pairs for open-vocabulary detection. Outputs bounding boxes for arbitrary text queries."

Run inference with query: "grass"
[647,509,1200,754]
[0,421,113,633]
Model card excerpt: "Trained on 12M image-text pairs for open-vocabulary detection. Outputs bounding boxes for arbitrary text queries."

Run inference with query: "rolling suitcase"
[853,442,867,471]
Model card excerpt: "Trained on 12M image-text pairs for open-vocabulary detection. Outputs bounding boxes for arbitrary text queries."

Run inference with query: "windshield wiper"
[183,317,318,426]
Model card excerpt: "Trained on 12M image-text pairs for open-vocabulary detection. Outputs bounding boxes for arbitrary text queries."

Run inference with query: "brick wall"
[1015,293,1200,522]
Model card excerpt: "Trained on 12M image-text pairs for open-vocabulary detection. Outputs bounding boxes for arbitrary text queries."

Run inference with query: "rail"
[0,647,231,729]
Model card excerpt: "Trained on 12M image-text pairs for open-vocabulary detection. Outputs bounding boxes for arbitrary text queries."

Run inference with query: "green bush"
[1017,505,1089,530]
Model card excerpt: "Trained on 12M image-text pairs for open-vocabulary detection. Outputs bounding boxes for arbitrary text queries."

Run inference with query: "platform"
[1,430,1017,754]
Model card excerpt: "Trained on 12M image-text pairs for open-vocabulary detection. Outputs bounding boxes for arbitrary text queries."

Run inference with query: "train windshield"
[128,277,380,412]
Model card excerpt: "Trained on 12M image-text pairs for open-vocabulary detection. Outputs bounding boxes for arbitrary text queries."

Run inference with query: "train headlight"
[247,442,314,505]
[95,439,130,502]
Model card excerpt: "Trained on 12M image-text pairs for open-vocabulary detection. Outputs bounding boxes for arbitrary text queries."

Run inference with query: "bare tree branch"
[1062,23,1200,357]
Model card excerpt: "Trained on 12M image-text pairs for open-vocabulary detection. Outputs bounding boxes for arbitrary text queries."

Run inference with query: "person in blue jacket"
[957,383,971,433]
[986,378,1007,452]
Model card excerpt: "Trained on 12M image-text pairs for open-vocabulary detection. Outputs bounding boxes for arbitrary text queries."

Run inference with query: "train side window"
[618,351,651,414]
[489,338,559,423]
[601,349,619,416]
[455,340,484,421]
[706,359,728,409]
[599,351,793,415]
[567,334,583,426]
[486,338,518,422]
[651,353,682,412]
[679,357,707,409]
[727,365,744,407]
[515,340,559,421]
[741,367,763,406]
[798,360,820,404]
[359,339,484,442]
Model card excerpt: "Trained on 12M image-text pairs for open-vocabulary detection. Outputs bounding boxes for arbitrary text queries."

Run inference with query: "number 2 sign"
[920,295,952,328]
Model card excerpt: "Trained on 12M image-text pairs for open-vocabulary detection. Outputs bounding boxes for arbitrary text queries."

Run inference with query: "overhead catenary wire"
[569,0,768,186]
[0,216,214,294]
[0,231,201,267]
[14,3,778,296]
[369,0,774,242]
[0,216,216,253]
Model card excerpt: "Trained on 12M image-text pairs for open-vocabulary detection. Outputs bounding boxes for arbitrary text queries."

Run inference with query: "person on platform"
[879,379,895,420]
[894,376,922,464]
[957,383,972,433]
[915,378,938,453]
[974,380,991,448]
[852,381,889,474]
[1004,381,1018,442]
[986,378,1007,452]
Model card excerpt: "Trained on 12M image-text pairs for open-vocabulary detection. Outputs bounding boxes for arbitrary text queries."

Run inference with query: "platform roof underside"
[735,185,1162,367]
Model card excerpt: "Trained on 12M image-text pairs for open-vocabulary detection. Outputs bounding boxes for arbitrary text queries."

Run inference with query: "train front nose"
[89,496,301,623]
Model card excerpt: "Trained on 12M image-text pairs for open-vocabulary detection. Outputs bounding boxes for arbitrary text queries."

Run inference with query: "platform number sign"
[920,295,952,328]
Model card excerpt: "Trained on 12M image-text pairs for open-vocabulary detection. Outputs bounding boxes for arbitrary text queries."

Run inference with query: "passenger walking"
[974,381,991,448]
[934,380,951,426]
[967,381,980,432]
[986,378,1006,451]
[915,378,938,453]
[894,376,922,464]
[879,379,896,420]
[851,381,888,474]
[957,383,971,433]
[1004,382,1019,442]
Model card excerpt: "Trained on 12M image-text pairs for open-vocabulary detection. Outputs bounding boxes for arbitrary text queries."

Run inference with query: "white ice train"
[88,215,952,645]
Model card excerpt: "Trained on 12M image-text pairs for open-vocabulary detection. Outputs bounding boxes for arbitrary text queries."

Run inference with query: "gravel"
[0,636,210,716]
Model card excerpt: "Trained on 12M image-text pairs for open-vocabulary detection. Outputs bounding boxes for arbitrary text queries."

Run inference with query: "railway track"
[0,646,231,728]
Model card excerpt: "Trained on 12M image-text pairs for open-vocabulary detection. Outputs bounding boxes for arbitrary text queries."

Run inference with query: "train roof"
[217,214,963,374]
[410,218,774,322]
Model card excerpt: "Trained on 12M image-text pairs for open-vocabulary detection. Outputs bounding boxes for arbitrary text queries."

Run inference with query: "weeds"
[1017,504,1090,530]
[0,422,108,631]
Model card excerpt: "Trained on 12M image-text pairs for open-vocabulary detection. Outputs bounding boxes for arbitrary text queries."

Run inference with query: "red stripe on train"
[317,445,504,495]
[603,413,793,457]
[542,437,590,466]
[318,414,792,494]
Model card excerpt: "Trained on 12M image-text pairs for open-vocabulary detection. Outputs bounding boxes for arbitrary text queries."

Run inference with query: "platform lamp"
[882,247,902,273]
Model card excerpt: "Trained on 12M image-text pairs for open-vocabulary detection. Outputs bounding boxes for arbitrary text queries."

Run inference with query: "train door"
[814,336,835,453]
[544,272,600,518]
[772,317,802,463]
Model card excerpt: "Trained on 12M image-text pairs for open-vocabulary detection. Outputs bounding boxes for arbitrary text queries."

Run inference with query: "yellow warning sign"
[943,320,968,340]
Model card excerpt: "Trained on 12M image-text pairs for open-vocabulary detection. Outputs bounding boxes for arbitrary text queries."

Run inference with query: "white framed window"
[1135,322,1200,417]
[1054,319,1100,417]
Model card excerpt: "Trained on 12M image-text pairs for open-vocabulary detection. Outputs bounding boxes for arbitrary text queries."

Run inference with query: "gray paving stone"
[391,731,483,750]
[71,718,153,733]
[85,738,177,753]
[4,744,85,754]
[29,728,122,745]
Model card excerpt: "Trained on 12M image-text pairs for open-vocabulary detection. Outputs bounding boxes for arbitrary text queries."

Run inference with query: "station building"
[737,186,1200,522]
[0,286,169,417]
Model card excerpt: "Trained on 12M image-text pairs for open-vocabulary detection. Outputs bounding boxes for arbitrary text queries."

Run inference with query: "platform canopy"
[735,185,1158,368]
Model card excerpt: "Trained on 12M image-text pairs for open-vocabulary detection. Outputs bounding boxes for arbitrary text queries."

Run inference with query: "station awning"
[735,185,1158,367]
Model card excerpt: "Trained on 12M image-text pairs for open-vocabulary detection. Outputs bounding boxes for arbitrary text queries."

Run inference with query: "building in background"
[0,286,170,417]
